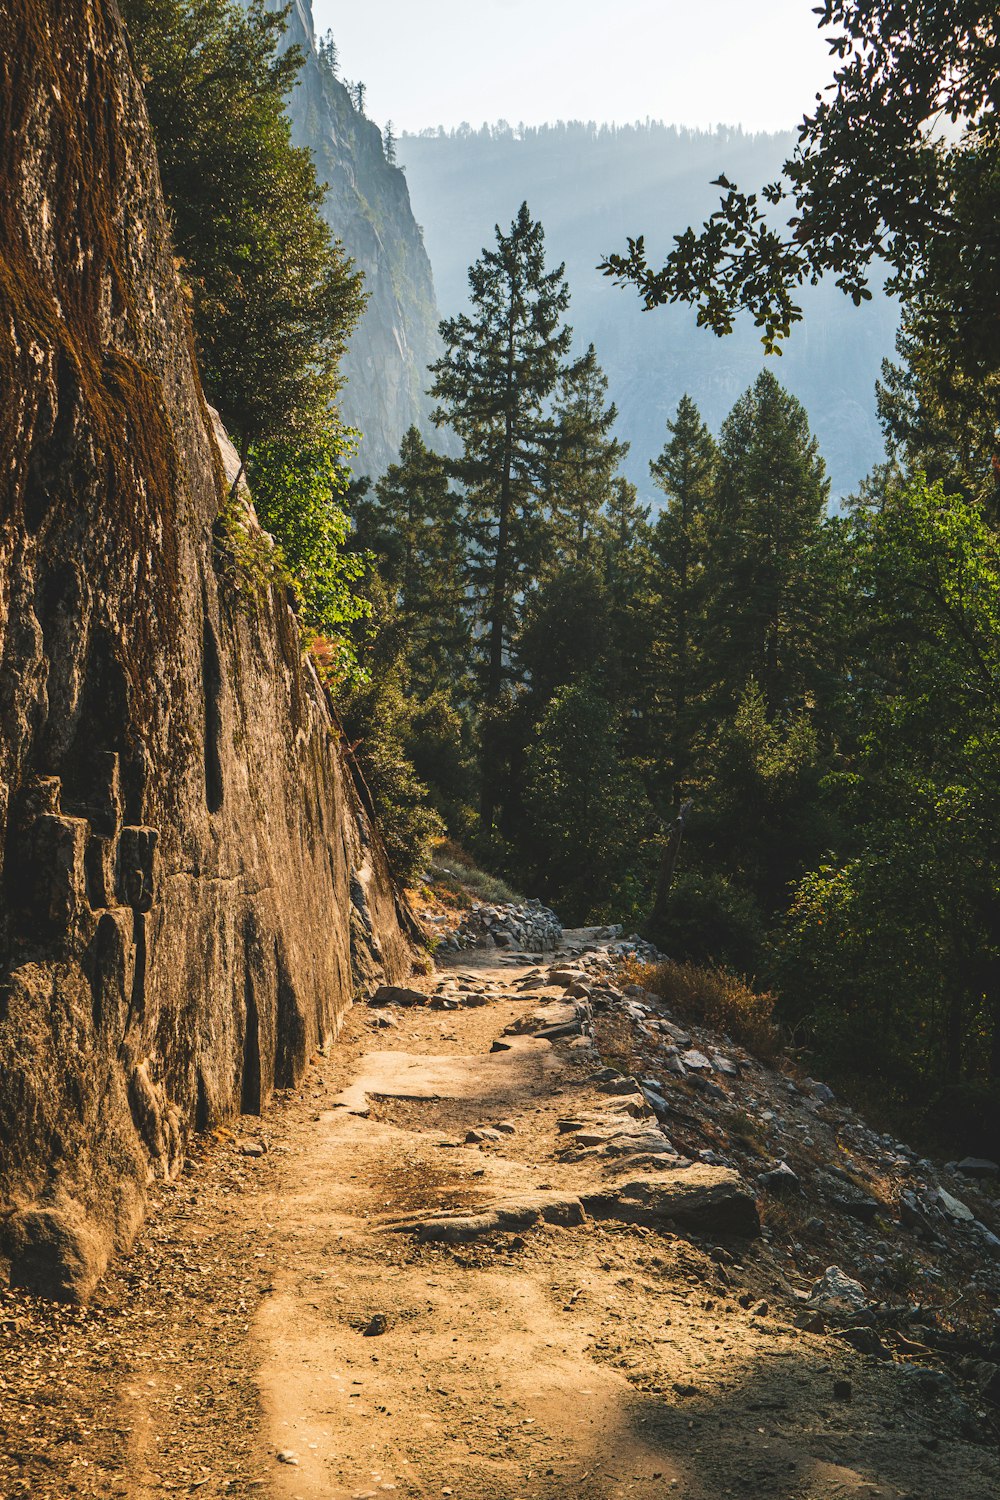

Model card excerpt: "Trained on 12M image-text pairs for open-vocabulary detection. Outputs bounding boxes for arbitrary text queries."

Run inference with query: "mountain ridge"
[398,119,899,499]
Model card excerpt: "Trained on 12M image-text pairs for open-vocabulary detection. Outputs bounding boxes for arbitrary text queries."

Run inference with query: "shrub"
[629,958,781,1060]
[648,870,764,975]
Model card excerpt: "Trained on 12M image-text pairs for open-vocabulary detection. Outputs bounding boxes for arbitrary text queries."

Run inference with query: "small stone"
[682,1049,712,1071]
[363,1313,389,1337]
[805,1078,836,1104]
[834,1194,881,1223]
[493,1120,517,1135]
[711,1053,739,1077]
[759,1161,800,1193]
[837,1326,890,1360]
[239,1140,267,1158]
[596,1075,643,1096]
[808,1266,868,1314]
[466,1127,505,1144]
[276,1450,299,1465]
[370,984,426,1008]
[936,1186,975,1222]
[793,1308,826,1333]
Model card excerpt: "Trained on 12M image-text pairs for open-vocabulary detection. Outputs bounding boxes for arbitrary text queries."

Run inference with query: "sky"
[309,0,836,135]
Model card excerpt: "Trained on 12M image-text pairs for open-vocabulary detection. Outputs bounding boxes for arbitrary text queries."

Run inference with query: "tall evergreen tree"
[877,317,1000,513]
[603,477,650,600]
[429,203,573,832]
[522,679,646,922]
[548,344,627,565]
[646,394,718,808]
[706,371,831,716]
[353,427,470,698]
[318,28,339,76]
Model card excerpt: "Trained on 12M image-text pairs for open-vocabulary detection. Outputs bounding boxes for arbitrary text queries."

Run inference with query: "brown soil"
[2,953,998,1499]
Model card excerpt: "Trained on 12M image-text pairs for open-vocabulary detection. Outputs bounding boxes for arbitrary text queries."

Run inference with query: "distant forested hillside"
[398,121,899,499]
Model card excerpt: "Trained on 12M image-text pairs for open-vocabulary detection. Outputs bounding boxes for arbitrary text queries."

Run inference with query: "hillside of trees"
[397,120,900,500]
[343,185,1000,1153]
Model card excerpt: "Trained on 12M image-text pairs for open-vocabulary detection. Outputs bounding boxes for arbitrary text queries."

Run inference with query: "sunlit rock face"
[243,0,442,479]
[0,0,418,1302]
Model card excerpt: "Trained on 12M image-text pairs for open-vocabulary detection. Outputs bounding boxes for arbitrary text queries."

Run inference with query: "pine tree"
[646,394,717,806]
[352,80,367,115]
[603,477,648,584]
[353,427,469,699]
[548,344,627,564]
[318,28,339,76]
[522,679,646,922]
[383,121,398,165]
[877,316,1000,512]
[706,370,831,716]
[429,203,573,832]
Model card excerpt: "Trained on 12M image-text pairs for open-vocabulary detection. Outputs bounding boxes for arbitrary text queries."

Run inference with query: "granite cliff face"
[247,0,441,479]
[0,0,418,1301]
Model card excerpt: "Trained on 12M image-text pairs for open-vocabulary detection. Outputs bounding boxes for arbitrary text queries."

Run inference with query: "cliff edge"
[247,0,442,478]
[0,0,418,1302]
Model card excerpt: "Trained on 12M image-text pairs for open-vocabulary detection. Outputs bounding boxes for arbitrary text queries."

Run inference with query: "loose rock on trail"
[2,935,999,1499]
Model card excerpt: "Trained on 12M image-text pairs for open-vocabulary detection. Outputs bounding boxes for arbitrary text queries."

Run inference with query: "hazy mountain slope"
[243,0,441,477]
[399,123,899,499]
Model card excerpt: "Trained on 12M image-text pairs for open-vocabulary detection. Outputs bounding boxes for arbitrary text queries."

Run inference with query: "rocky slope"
[0,0,419,1304]
[244,0,441,479]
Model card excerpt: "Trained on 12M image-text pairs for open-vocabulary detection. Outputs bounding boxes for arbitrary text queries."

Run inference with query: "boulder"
[957,1157,1000,1180]
[388,1193,586,1243]
[759,1161,801,1193]
[582,1166,760,1238]
[936,1186,975,1222]
[9,1197,111,1303]
[370,985,426,1008]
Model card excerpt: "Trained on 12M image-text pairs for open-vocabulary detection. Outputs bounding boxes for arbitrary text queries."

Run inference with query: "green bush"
[650,870,764,975]
[245,434,369,683]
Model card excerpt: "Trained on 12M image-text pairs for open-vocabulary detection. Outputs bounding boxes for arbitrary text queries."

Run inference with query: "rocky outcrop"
[0,0,418,1300]
[453,899,564,953]
[245,0,441,479]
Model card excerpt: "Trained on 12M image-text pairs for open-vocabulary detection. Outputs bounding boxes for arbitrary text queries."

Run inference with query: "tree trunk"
[649,798,694,933]
[481,317,517,835]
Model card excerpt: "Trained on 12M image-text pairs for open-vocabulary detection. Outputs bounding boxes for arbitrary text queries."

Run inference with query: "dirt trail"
[3,946,1000,1499]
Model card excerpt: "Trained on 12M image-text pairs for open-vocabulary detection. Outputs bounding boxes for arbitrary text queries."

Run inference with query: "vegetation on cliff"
[122,0,369,667]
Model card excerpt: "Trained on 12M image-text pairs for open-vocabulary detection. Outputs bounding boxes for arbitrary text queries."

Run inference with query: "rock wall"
[246,0,442,479]
[0,0,419,1301]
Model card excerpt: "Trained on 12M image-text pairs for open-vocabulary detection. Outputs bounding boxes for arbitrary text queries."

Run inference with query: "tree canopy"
[602,2,1000,371]
[122,0,364,447]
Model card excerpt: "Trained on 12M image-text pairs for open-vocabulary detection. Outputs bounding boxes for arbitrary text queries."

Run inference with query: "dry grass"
[727,1107,768,1156]
[428,840,524,907]
[760,1194,817,1243]
[623,958,781,1061]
